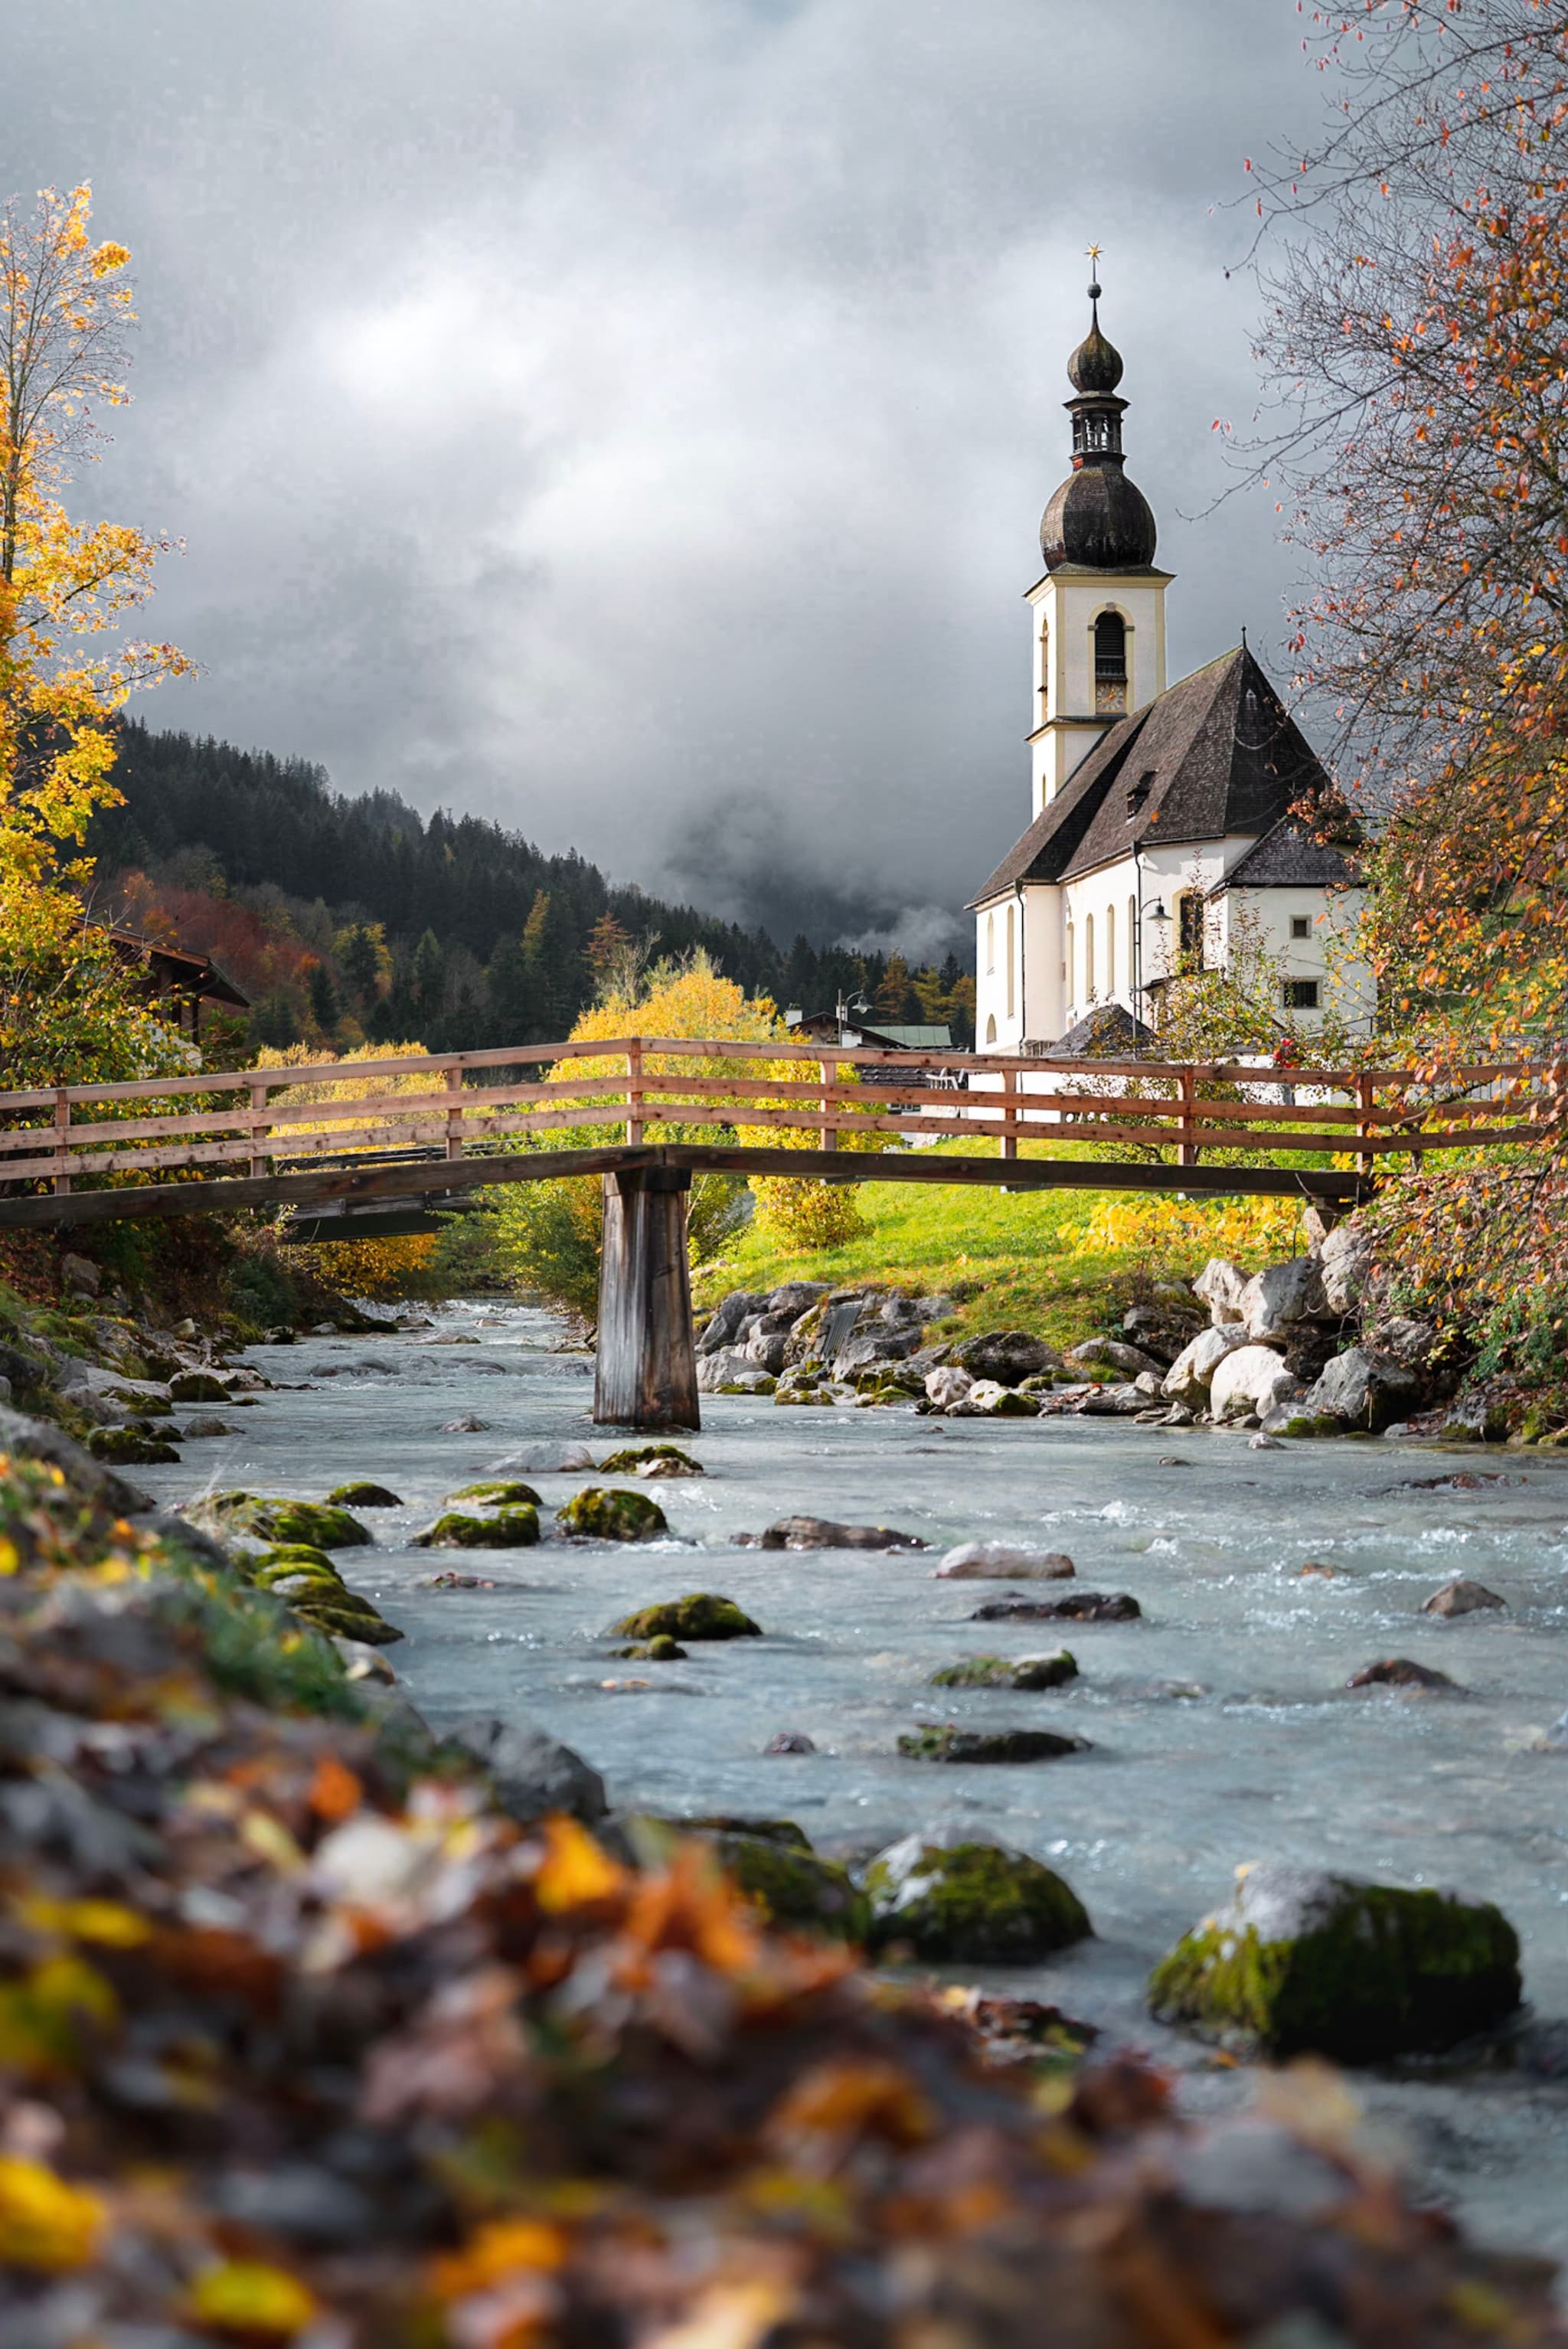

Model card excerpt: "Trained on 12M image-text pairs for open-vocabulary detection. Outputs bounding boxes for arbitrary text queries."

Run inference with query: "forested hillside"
[90,722,975,1055]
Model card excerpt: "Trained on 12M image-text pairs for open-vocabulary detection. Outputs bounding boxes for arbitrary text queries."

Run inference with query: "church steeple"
[1040,272,1158,572]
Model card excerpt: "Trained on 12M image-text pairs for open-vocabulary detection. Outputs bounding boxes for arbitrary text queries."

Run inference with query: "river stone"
[556,1487,668,1540]
[165,1369,230,1403]
[952,1331,1059,1384]
[1301,1347,1419,1433]
[181,1415,235,1438]
[758,1515,927,1551]
[612,1593,760,1640]
[897,1723,1090,1763]
[185,1493,374,1550]
[414,1508,541,1550]
[744,1330,792,1374]
[440,1415,490,1433]
[485,1442,599,1474]
[1239,1258,1331,1342]
[864,1826,1091,1961]
[446,1479,543,1507]
[697,1347,755,1392]
[764,1730,817,1754]
[1319,1219,1377,1314]
[1194,1259,1249,1325]
[599,1444,704,1478]
[1441,1392,1513,1444]
[704,1830,868,1942]
[1422,1579,1508,1618]
[1208,1346,1302,1421]
[1348,1658,1460,1692]
[86,1426,180,1465]
[768,1280,830,1318]
[933,1543,1074,1580]
[327,1482,404,1508]
[1064,1337,1165,1378]
[925,1365,974,1410]
[1148,1863,1521,2060]
[697,1291,771,1355]
[612,1634,688,1661]
[929,1650,1078,1690]
[971,1592,1142,1623]
[441,1714,608,1824]
[950,1380,1039,1417]
[1076,1383,1151,1416]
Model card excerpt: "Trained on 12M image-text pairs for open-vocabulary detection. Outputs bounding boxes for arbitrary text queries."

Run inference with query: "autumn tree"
[1,183,191,1082]
[1242,2,1568,1317]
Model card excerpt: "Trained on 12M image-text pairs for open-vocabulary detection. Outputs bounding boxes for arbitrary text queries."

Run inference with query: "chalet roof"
[969,645,1333,906]
[1053,1003,1155,1056]
[1211,814,1361,891]
[104,926,250,1008]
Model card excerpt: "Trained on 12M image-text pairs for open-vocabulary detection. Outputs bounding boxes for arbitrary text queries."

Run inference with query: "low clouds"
[13,0,1322,942]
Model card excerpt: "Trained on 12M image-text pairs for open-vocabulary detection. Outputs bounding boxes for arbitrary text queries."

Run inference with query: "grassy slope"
[693,1140,1310,1353]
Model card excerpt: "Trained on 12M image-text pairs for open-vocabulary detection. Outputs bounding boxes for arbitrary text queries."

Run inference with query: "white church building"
[970,277,1369,1054]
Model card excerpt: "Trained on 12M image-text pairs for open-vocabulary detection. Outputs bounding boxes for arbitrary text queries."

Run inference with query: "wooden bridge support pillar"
[593,1165,700,1430]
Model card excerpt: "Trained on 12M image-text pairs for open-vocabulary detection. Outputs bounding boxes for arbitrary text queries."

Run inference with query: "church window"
[1084,913,1096,1001]
[1127,895,1137,989]
[1283,978,1319,1011]
[1105,903,1115,999]
[1005,903,1015,1018]
[1094,611,1128,716]
[1065,923,1075,1003]
[985,1013,998,1046]
[985,912,995,975]
[1290,914,1311,939]
[1178,891,1205,970]
[1038,617,1050,721]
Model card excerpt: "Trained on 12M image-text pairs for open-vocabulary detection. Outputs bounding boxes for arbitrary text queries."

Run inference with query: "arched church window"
[1094,610,1128,716]
[1065,922,1075,1005]
[1084,913,1096,1001]
[985,911,995,975]
[1038,616,1050,722]
[1127,895,1136,990]
[985,1013,998,1047]
[1004,903,1015,1018]
[1105,903,1116,1001]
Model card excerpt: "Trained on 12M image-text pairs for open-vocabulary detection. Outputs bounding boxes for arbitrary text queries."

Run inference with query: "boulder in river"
[327,1482,404,1508]
[930,1650,1078,1690]
[185,1491,374,1550]
[556,1487,668,1540]
[599,1443,704,1478]
[612,1593,760,1640]
[1347,1657,1460,1692]
[952,1331,1060,1384]
[1193,1259,1249,1325]
[1075,1382,1149,1416]
[1064,1338,1165,1378]
[1300,1346,1419,1433]
[701,1828,868,1943]
[1318,1217,1378,1314]
[950,1380,1039,1417]
[863,1826,1091,1960]
[933,1542,1074,1580]
[697,1290,771,1355]
[897,1723,1090,1763]
[924,1364,974,1410]
[1208,1346,1302,1422]
[446,1479,543,1507]
[87,1426,180,1465]
[1239,1258,1331,1343]
[1422,1579,1508,1618]
[485,1442,599,1473]
[250,1545,405,1645]
[414,1508,541,1550]
[971,1592,1142,1623]
[167,1369,230,1403]
[1148,1863,1521,2060]
[764,1730,816,1754]
[757,1515,927,1550]
[441,1714,608,1823]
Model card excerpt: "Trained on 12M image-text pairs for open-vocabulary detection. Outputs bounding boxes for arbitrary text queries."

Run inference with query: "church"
[969,276,1368,1054]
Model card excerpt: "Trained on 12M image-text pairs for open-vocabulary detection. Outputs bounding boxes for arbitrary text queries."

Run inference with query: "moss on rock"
[327,1482,403,1508]
[898,1723,1089,1762]
[929,1651,1079,1691]
[187,1492,374,1550]
[864,1832,1091,1962]
[612,1634,688,1661]
[1148,1864,1521,2061]
[414,1508,541,1550]
[87,1426,180,1465]
[444,1480,542,1508]
[707,1831,869,1943]
[612,1593,760,1641]
[168,1371,230,1403]
[598,1445,704,1477]
[556,1487,668,1540]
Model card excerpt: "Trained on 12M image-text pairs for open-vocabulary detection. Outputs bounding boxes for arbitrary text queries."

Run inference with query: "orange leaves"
[307,1753,364,1825]
[766,2058,937,2153]
[533,1816,628,1916]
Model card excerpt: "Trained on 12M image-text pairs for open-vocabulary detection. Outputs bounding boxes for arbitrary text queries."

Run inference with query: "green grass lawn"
[692,1139,1312,1352]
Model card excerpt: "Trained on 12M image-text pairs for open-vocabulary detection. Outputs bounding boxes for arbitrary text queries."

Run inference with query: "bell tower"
[1027,266,1173,815]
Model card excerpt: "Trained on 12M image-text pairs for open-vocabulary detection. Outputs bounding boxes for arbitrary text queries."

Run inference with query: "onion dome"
[1040,274,1158,573]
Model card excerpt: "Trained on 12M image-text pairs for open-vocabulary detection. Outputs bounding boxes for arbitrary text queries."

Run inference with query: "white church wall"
[1212,886,1376,1040]
[1027,567,1171,813]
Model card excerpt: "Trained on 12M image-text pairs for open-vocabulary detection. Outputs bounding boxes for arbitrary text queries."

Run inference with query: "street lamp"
[1132,893,1171,1043]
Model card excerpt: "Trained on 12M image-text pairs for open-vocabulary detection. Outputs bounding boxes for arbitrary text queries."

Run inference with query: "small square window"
[1283,978,1319,1011]
[1290,914,1311,940]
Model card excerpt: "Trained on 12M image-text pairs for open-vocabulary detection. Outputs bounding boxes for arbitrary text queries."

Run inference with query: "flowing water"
[136,1298,1568,2275]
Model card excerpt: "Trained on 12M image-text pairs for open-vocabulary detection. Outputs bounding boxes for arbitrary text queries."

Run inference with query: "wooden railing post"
[444,1061,464,1161]
[53,1090,70,1196]
[1178,1066,1198,1168]
[1000,1067,1018,1161]
[819,1059,838,1152]
[626,1038,645,1147]
[1357,1072,1376,1178]
[248,1082,270,1179]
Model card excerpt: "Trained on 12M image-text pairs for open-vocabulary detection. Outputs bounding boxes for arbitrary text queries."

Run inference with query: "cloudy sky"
[12,0,1330,950]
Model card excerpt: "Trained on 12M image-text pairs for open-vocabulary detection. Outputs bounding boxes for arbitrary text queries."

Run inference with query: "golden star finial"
[1086,242,1102,265]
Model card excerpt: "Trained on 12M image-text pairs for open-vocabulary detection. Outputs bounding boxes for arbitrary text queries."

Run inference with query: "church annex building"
[969,277,1370,1054]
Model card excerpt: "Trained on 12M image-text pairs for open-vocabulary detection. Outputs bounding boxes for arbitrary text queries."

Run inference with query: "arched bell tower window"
[1094,610,1128,716]
[1038,616,1050,723]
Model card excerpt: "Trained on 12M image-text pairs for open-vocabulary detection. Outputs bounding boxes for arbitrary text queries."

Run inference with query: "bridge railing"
[0,1038,1559,1198]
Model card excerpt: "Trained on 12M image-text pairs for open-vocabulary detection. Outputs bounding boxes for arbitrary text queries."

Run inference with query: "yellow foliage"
[306,1233,439,1298]
[1056,1191,1305,1267]
[750,1174,868,1253]
[0,2155,105,2271]
[187,2260,317,2337]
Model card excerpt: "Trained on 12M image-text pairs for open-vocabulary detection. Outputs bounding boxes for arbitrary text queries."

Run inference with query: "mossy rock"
[682,1816,811,1848]
[1148,1864,1521,2062]
[87,1426,180,1465]
[414,1508,541,1550]
[444,1480,542,1508]
[864,1831,1091,1962]
[327,1482,404,1508]
[168,1370,230,1403]
[612,1634,688,1661]
[772,1385,835,1406]
[556,1487,668,1540]
[251,1543,341,1576]
[109,1390,173,1416]
[188,1492,373,1550]
[293,1598,404,1647]
[612,1593,760,1641]
[598,1445,703,1477]
[929,1650,1078,1691]
[897,1723,1089,1763]
[707,1831,869,1944]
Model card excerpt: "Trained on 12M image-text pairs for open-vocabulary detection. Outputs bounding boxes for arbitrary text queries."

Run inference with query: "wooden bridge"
[0,1037,1551,1429]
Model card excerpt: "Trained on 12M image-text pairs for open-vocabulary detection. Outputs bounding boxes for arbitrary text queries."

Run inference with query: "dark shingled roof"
[1213,815,1361,890]
[1053,1002,1155,1056]
[969,645,1333,906]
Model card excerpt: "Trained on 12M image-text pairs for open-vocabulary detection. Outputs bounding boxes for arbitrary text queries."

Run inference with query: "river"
[136,1295,1568,2279]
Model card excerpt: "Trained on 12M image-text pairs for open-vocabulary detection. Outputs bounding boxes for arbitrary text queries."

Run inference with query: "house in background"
[104,926,250,1041]
[969,276,1370,1054]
